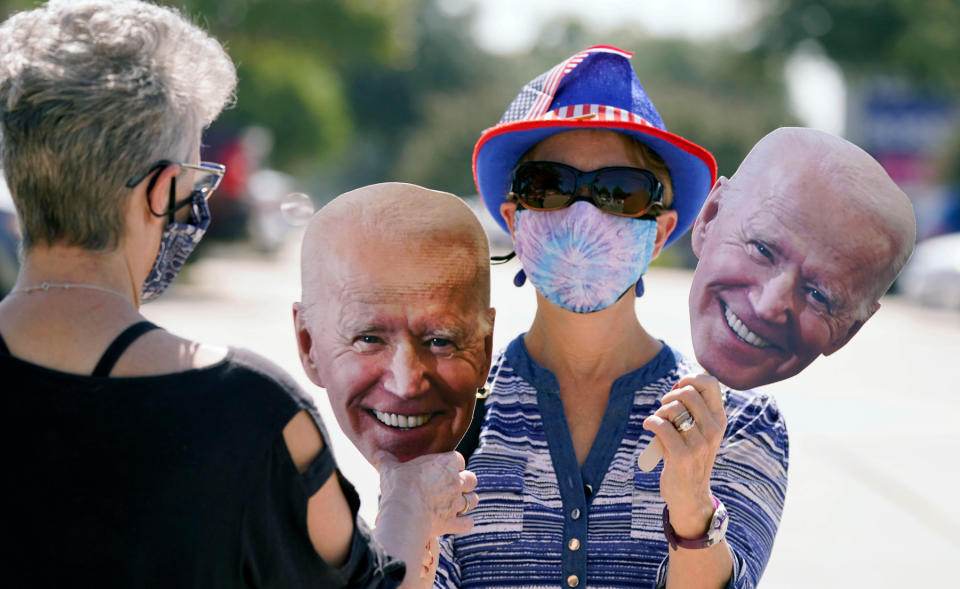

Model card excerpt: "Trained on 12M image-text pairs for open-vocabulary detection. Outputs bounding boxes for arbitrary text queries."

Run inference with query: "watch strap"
[662,496,728,550]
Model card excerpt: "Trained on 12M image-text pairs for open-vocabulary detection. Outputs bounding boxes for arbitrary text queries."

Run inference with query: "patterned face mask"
[513,201,658,313]
[140,190,211,303]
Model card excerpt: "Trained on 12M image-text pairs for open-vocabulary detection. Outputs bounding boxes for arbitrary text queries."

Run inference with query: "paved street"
[144,229,960,587]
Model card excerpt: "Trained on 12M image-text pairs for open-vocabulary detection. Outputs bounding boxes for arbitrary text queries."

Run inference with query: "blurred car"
[247,168,297,253]
[201,126,296,253]
[202,130,254,242]
[0,177,21,299]
[898,231,960,309]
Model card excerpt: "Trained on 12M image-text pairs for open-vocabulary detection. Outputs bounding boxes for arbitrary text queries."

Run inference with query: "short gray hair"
[0,0,237,250]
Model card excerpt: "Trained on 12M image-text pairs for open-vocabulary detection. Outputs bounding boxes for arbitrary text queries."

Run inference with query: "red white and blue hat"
[473,45,717,247]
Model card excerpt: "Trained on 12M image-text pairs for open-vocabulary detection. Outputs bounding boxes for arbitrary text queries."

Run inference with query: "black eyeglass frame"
[125,160,226,223]
[509,161,666,219]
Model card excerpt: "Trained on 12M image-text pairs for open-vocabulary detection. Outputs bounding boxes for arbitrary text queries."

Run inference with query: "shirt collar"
[504,333,677,397]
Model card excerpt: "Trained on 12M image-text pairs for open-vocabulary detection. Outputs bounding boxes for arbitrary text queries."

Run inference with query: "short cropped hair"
[0,0,237,250]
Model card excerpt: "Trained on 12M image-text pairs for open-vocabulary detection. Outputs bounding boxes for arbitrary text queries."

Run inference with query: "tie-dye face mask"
[513,201,658,313]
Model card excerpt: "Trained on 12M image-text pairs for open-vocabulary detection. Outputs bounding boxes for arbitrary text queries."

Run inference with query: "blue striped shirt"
[436,335,788,588]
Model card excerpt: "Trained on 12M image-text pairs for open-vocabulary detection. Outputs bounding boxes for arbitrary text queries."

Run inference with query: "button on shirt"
[435,335,789,589]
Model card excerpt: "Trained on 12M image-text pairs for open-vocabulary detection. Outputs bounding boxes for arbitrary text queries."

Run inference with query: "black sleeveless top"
[0,327,404,588]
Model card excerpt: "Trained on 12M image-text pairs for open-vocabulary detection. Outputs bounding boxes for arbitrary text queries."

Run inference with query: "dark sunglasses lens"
[592,169,657,215]
[514,164,576,209]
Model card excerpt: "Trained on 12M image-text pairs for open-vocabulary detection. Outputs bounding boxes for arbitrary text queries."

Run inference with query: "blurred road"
[144,229,960,587]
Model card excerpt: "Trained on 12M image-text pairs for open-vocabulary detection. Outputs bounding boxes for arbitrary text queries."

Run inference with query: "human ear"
[293,302,324,387]
[144,163,181,223]
[691,176,727,258]
[649,210,678,260]
[500,201,519,240]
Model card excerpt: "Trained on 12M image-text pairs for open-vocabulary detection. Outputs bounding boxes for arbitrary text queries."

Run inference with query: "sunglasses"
[125,160,226,223]
[509,161,665,218]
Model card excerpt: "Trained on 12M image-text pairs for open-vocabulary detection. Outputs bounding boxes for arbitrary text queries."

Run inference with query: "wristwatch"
[662,496,728,550]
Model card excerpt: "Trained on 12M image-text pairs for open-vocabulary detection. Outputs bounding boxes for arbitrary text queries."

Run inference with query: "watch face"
[707,500,729,545]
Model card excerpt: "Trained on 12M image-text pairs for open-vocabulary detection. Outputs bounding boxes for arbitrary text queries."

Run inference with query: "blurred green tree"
[392,15,798,198]
[752,0,960,91]
[0,0,31,13]
[0,0,799,220]
[0,0,422,175]
[182,0,422,173]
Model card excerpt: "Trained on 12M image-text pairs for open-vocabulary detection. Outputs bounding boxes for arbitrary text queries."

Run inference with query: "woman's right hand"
[373,451,477,588]
[375,450,478,538]
[642,373,726,537]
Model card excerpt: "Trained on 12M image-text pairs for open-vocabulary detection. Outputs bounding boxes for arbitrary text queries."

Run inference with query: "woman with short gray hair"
[0,1,414,586]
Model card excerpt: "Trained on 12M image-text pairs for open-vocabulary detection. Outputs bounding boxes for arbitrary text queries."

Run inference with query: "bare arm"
[283,412,478,586]
[282,410,354,567]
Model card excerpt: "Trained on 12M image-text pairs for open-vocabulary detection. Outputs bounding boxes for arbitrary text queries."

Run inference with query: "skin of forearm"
[665,541,734,589]
[305,475,355,567]
[373,502,435,589]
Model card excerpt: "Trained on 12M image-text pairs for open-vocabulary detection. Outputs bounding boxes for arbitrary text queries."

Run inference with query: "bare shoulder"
[110,329,229,377]
[191,341,230,369]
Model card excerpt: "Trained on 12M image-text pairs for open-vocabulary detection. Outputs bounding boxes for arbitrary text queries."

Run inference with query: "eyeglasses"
[509,161,665,218]
[125,160,226,223]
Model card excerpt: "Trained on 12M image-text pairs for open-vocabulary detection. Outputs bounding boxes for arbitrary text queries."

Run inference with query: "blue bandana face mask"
[513,201,658,313]
[140,190,211,303]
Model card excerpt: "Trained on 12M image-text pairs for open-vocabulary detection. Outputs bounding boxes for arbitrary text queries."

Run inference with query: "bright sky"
[441,0,762,53]
[440,0,846,135]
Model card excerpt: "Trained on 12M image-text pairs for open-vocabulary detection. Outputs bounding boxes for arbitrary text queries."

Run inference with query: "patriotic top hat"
[474,45,717,247]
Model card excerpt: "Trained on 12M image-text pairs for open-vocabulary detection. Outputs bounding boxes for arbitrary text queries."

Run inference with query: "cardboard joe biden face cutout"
[688,128,915,390]
[294,183,494,462]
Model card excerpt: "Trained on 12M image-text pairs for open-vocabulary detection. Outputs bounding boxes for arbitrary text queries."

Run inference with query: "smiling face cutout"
[294,183,494,463]
[688,128,915,390]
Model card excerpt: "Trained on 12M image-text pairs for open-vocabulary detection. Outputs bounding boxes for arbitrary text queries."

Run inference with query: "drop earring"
[634,276,645,297]
[513,268,526,287]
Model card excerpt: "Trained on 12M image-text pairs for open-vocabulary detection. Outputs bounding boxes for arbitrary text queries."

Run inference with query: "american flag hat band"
[473,45,717,248]
[540,104,650,125]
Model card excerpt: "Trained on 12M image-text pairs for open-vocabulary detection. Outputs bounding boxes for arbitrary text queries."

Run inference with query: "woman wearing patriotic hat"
[437,46,788,588]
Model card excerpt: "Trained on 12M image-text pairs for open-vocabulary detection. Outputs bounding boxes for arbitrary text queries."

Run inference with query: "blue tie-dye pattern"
[513,201,657,313]
[140,192,211,303]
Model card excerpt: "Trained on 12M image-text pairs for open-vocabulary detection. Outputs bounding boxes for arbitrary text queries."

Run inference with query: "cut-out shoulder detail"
[282,409,326,474]
[5,339,405,585]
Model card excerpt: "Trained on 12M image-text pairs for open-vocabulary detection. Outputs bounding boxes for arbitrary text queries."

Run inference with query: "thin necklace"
[11,281,130,300]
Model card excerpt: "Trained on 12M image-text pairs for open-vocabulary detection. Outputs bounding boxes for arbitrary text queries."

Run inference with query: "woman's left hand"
[642,373,726,538]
